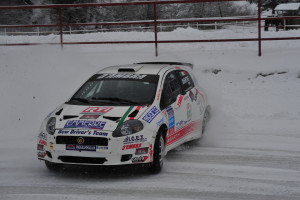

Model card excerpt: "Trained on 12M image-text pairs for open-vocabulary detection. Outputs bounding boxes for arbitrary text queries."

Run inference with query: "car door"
[177,70,204,140]
[160,71,188,151]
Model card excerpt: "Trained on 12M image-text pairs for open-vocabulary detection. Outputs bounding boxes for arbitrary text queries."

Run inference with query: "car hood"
[54,104,149,132]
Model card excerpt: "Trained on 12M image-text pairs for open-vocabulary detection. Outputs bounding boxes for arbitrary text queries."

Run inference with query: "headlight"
[46,117,56,135]
[112,120,143,137]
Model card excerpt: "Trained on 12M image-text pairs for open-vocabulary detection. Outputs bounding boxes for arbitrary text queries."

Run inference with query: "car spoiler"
[136,62,193,69]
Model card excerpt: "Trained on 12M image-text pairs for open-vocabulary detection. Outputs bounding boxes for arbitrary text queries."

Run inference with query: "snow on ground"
[0,28,300,200]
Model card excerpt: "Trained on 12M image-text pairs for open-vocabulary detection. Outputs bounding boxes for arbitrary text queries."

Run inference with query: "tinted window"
[178,70,194,93]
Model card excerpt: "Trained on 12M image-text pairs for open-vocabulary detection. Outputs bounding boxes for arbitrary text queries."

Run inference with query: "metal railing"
[1,0,300,56]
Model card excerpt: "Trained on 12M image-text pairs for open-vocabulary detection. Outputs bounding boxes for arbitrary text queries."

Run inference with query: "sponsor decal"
[166,106,175,134]
[123,135,147,144]
[93,131,108,136]
[38,139,47,146]
[50,143,53,150]
[167,121,201,146]
[96,146,108,150]
[38,132,47,140]
[37,151,46,158]
[156,88,162,100]
[66,144,96,151]
[132,156,148,163]
[149,144,153,162]
[80,115,100,119]
[37,144,44,151]
[135,147,149,155]
[175,66,181,70]
[156,118,164,127]
[177,95,184,107]
[142,106,160,123]
[57,129,108,136]
[81,107,113,114]
[64,120,106,130]
[166,106,174,117]
[122,143,142,150]
[57,129,91,135]
[97,73,147,80]
[182,76,190,85]
[176,120,188,130]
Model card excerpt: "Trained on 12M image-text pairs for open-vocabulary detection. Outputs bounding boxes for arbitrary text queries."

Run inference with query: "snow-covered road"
[1,28,300,200]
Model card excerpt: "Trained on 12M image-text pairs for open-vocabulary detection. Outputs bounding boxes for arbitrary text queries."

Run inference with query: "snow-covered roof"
[275,3,300,11]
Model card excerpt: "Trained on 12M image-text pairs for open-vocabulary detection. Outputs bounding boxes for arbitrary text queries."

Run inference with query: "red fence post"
[58,8,63,48]
[258,0,262,56]
[154,3,158,56]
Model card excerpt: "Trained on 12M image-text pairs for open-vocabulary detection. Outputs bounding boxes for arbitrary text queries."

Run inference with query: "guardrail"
[0,0,300,56]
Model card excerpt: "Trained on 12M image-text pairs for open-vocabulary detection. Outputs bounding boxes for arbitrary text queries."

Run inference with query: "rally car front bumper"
[37,130,155,166]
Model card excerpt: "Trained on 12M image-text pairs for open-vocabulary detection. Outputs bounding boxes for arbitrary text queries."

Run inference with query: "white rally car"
[37,62,210,173]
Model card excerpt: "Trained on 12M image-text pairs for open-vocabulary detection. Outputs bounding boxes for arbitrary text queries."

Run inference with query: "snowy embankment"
[0,28,300,200]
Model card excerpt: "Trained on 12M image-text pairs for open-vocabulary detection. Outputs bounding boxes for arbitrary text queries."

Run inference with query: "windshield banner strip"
[117,106,134,127]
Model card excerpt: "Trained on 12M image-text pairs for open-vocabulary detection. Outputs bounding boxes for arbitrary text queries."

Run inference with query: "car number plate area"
[66,144,97,151]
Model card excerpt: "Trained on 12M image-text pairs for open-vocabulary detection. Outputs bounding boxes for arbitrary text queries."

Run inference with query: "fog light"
[121,154,132,162]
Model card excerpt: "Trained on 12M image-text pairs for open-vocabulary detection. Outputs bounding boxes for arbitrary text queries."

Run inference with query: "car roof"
[97,62,193,75]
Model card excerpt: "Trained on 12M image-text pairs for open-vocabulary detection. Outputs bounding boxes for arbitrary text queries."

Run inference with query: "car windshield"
[67,73,159,106]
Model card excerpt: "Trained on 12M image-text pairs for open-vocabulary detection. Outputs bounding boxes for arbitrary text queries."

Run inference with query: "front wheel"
[149,131,165,173]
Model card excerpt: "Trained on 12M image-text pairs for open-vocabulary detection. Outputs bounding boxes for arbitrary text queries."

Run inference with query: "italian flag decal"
[179,71,187,77]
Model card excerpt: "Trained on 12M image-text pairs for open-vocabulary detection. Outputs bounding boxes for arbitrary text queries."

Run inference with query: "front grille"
[58,156,107,164]
[56,136,108,146]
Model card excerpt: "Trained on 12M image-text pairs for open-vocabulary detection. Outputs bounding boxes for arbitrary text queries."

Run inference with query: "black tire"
[149,131,165,174]
[45,161,61,172]
[201,108,210,135]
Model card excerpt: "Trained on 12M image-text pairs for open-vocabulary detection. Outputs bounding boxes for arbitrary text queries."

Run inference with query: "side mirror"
[174,95,184,109]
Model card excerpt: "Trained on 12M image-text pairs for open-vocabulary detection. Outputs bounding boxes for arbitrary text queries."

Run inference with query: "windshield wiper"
[69,98,90,104]
[92,97,139,104]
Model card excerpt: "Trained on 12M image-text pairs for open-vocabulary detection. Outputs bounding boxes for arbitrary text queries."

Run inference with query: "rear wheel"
[149,131,165,173]
[45,161,61,172]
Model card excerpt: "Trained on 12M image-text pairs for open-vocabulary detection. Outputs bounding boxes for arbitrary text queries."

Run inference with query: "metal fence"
[0,0,300,56]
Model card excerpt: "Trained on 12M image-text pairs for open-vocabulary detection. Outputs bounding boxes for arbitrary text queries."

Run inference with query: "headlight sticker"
[142,106,160,123]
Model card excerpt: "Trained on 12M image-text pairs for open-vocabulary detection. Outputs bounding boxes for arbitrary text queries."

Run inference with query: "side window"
[178,70,194,93]
[160,71,183,109]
